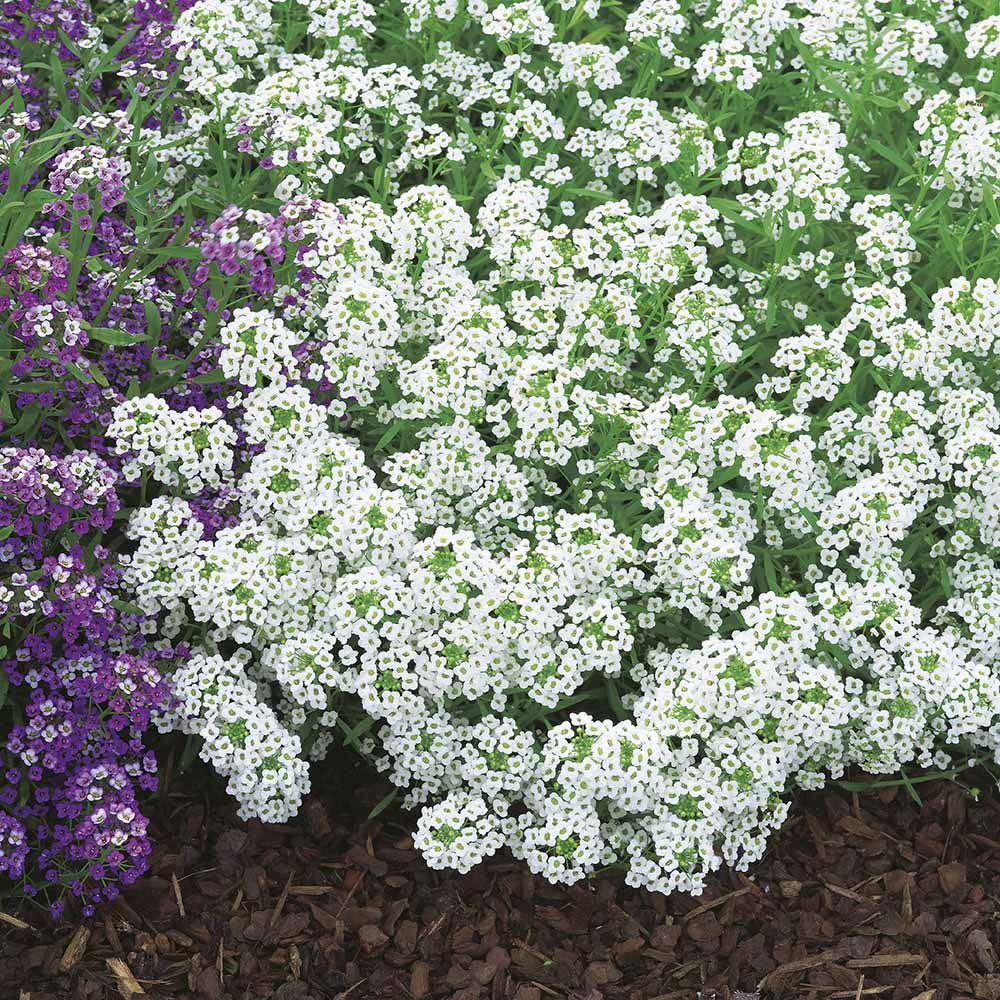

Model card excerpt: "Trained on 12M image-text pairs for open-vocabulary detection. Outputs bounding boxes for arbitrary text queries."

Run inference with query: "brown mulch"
[4,761,1000,1000]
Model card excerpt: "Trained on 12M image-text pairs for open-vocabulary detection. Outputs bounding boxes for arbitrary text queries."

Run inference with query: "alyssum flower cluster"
[98,0,1000,896]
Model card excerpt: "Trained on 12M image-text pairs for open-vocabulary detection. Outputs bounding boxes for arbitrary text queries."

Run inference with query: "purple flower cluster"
[0,445,184,915]
[193,198,328,303]
[0,0,240,459]
[0,813,29,880]
[0,0,95,114]
[195,205,289,302]
[0,240,68,301]
[1,220,233,458]
[119,0,199,108]
[0,449,121,681]
[0,43,40,122]
[186,484,241,542]
[46,145,130,224]
[0,447,118,563]
[0,240,111,451]
[1,648,172,916]
[0,0,95,60]
[1,0,197,119]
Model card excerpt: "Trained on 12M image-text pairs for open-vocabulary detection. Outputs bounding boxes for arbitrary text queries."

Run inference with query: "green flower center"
[428,547,457,576]
[271,471,300,493]
[554,836,578,858]
[720,655,753,689]
[353,590,382,615]
[433,824,461,846]
[670,794,702,819]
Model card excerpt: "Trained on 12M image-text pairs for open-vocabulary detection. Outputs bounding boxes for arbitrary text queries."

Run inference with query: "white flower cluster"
[165,650,311,822]
[129,0,1000,893]
[723,112,851,231]
[915,89,1000,195]
[694,0,792,91]
[109,396,235,492]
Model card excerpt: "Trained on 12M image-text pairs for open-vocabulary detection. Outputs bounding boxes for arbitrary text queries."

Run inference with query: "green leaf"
[709,463,743,489]
[367,788,398,821]
[89,327,137,346]
[144,301,163,346]
[112,598,145,615]
[13,381,61,392]
[605,678,625,720]
[179,735,203,772]
[707,197,765,237]
[339,714,377,750]
[374,420,405,452]
[938,560,952,597]
[868,95,902,108]
[8,402,42,439]
[868,141,909,174]
[581,25,615,43]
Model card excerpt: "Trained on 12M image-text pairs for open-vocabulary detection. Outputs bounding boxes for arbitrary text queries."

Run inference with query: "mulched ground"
[5,758,1000,1000]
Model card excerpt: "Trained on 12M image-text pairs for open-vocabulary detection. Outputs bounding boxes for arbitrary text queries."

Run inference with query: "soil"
[4,759,1000,1000]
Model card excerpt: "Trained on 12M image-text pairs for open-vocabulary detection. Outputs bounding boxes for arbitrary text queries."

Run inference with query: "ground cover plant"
[3,0,1000,919]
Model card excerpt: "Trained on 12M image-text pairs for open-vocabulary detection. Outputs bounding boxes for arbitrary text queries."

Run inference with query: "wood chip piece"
[845,953,926,969]
[683,885,753,920]
[358,924,389,953]
[105,958,146,997]
[269,872,294,928]
[171,872,185,918]
[829,988,893,998]
[823,881,875,903]
[837,815,883,840]
[58,925,91,973]
[410,960,431,999]
[938,861,966,894]
[104,916,125,958]
[758,948,844,989]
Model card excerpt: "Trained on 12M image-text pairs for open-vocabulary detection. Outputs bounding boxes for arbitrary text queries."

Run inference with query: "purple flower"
[0,814,29,879]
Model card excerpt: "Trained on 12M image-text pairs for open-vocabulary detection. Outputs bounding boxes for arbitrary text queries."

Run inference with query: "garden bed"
[4,766,999,1000]
[6,1,1000,993]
